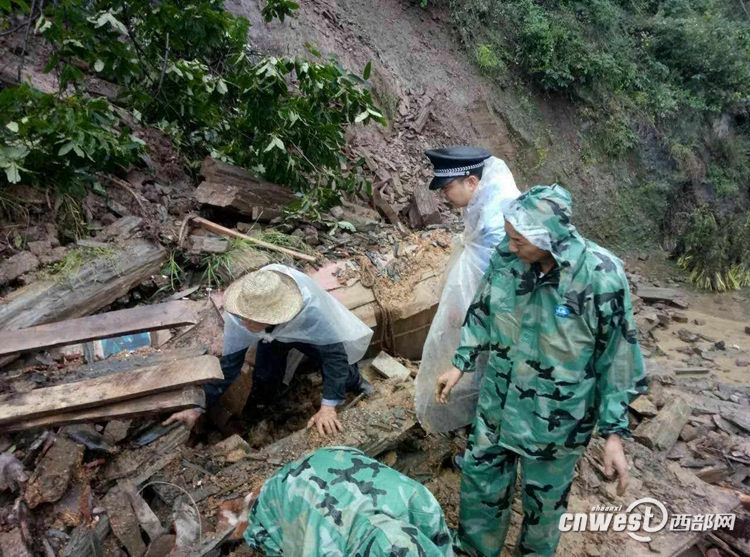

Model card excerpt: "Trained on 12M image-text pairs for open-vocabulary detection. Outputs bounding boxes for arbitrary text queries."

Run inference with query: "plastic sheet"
[222,264,373,363]
[415,157,521,432]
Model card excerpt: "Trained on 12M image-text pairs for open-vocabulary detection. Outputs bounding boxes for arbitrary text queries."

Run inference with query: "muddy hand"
[435,367,464,404]
[307,405,343,436]
[604,434,629,496]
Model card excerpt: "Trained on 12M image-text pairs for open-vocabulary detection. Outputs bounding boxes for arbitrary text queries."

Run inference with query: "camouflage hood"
[500,184,588,295]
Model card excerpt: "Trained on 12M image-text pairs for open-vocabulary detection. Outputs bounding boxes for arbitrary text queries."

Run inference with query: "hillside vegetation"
[0,0,383,223]
[447,0,750,290]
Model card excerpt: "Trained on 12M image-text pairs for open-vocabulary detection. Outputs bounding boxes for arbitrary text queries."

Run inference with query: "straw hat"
[224,270,303,325]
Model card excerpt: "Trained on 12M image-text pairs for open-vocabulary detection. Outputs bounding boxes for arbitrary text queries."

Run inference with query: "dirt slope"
[229,0,648,251]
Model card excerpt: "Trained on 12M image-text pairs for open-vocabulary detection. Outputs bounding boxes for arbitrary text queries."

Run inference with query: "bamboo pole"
[191,216,317,263]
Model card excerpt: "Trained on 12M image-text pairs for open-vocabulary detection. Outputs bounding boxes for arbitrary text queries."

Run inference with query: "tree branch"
[17,0,41,83]
[156,32,170,97]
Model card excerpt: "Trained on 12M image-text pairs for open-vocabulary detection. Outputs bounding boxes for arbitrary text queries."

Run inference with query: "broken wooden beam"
[5,387,205,432]
[191,216,316,263]
[0,240,166,331]
[103,486,148,557]
[0,300,200,357]
[49,346,209,386]
[120,480,166,541]
[195,157,297,223]
[0,355,221,427]
[408,186,441,229]
[633,397,691,452]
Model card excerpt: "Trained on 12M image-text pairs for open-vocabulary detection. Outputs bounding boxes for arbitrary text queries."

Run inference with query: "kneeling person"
[166,265,374,435]
[219,447,455,556]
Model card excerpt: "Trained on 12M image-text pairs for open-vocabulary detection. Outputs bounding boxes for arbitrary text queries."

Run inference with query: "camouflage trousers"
[456,426,579,557]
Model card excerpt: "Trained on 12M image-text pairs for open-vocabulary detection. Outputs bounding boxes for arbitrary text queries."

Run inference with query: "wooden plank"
[0,240,166,331]
[5,387,205,432]
[103,486,147,557]
[120,480,165,541]
[633,397,692,452]
[0,355,221,426]
[47,346,208,387]
[0,301,200,357]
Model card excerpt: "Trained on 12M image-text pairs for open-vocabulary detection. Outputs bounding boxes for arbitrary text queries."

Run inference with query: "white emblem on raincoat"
[415,157,521,432]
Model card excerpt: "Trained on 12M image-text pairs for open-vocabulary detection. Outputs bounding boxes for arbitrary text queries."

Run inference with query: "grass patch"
[45,245,119,286]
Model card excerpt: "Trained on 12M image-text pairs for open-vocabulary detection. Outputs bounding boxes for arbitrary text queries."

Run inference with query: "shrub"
[678,206,750,291]
[0,84,145,193]
[2,0,385,218]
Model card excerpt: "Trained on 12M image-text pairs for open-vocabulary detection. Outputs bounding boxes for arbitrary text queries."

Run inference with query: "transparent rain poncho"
[222,264,374,365]
[415,157,521,432]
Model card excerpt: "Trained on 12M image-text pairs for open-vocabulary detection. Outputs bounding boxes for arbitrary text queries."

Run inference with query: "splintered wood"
[0,300,200,356]
[0,355,221,429]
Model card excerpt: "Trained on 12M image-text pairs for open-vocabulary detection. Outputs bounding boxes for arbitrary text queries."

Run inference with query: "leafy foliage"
[1,0,384,219]
[450,0,750,289]
[0,84,145,192]
[677,206,750,291]
[262,0,299,23]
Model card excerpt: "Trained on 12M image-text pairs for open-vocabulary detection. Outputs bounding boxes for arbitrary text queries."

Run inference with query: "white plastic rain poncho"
[222,264,374,365]
[415,157,521,432]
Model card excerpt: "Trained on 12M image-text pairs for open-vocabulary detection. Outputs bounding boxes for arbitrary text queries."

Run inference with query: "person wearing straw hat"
[165,264,375,435]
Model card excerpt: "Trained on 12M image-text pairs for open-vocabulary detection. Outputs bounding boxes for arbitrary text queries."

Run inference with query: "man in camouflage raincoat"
[241,447,454,556]
[435,185,647,556]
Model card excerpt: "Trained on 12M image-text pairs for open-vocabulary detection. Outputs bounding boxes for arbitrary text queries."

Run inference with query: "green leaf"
[354,111,369,123]
[363,61,372,81]
[304,43,322,58]
[0,0,12,11]
[58,141,76,156]
[6,122,19,133]
[94,12,128,35]
[264,136,285,152]
[94,59,105,73]
[338,220,356,232]
[34,14,52,34]
[4,162,21,184]
[216,79,228,95]
[91,181,107,196]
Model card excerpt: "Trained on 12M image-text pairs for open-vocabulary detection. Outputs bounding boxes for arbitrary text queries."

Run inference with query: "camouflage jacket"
[452,185,647,459]
[244,447,454,556]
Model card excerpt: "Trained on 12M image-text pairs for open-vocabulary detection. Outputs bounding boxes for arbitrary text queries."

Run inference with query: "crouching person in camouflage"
[218,446,454,556]
[435,185,648,556]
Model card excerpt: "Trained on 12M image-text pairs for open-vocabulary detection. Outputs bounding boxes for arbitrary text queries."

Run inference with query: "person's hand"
[307,405,343,436]
[163,408,203,431]
[435,367,464,404]
[604,434,629,496]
